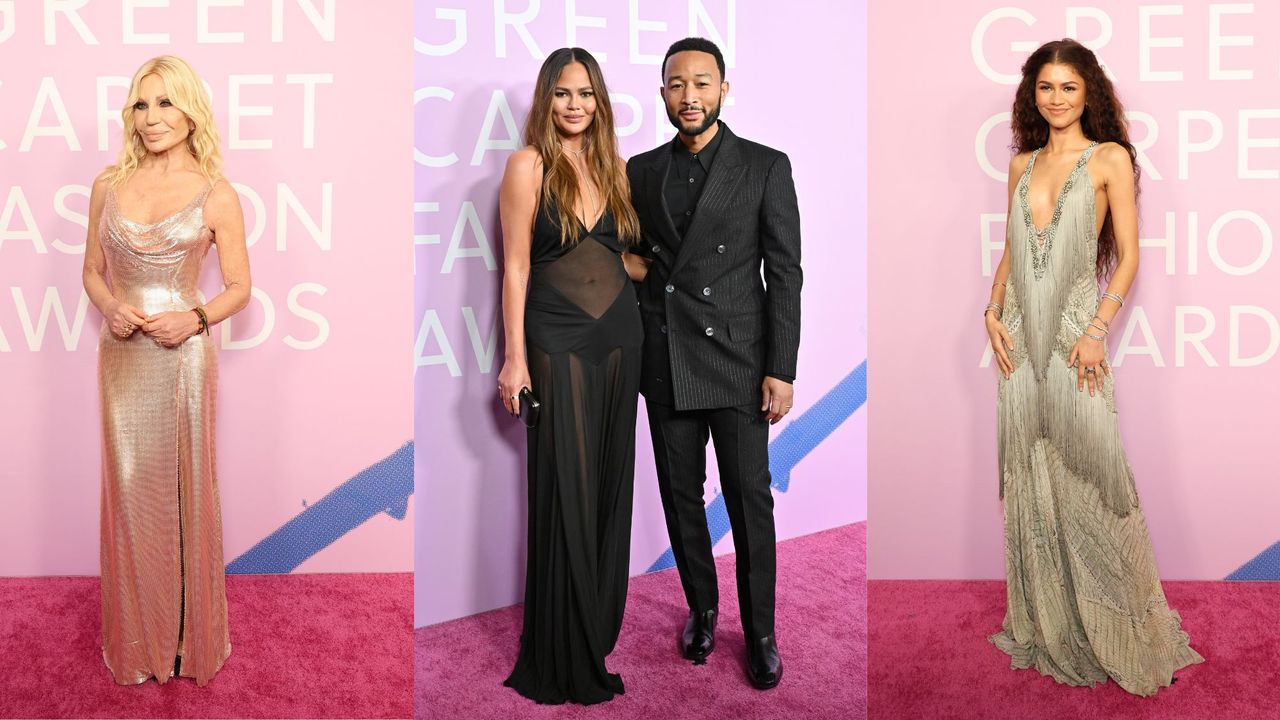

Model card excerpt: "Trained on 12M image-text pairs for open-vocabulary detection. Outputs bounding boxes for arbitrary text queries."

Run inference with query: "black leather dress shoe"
[746,635,783,689]
[681,609,717,660]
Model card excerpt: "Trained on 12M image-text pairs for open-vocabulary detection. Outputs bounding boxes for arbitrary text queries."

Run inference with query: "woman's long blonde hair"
[525,48,640,245]
[107,55,222,186]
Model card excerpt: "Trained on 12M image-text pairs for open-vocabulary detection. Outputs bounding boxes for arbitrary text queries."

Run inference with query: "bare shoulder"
[1093,141,1133,171]
[505,146,543,175]
[89,170,113,204]
[204,177,243,232]
[206,177,242,211]
[503,147,544,199]
[85,170,114,222]
[1009,151,1033,178]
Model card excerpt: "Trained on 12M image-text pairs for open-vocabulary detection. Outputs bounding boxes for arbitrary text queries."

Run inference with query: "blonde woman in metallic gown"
[81,56,250,686]
[983,39,1203,696]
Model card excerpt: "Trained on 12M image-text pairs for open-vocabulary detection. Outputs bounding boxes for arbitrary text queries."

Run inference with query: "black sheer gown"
[503,198,643,705]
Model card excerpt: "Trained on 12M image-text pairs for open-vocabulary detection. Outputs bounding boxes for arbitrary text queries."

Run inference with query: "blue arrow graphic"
[226,441,414,574]
[648,360,868,571]
[1226,540,1280,580]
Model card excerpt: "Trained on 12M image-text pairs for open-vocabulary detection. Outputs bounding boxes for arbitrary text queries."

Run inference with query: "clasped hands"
[108,300,201,348]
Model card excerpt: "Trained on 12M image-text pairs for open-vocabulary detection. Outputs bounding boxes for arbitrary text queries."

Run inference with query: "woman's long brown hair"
[524,47,640,245]
[1011,39,1139,278]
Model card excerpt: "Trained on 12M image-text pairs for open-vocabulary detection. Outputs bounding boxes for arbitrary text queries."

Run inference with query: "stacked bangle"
[1084,331,1105,341]
[193,306,210,335]
[984,302,1003,319]
[1101,291,1125,307]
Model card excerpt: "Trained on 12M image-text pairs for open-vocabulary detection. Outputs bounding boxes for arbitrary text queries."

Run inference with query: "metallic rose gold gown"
[98,181,230,686]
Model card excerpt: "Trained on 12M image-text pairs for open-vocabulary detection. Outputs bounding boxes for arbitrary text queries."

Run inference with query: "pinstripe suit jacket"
[627,123,802,411]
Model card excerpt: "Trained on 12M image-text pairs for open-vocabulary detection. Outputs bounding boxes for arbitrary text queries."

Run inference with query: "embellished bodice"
[1003,143,1101,379]
[100,183,215,317]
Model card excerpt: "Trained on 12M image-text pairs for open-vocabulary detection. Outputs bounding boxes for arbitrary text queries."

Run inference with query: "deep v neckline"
[576,209,607,237]
[1023,142,1097,235]
[112,183,211,227]
[566,164,605,236]
[1018,142,1098,280]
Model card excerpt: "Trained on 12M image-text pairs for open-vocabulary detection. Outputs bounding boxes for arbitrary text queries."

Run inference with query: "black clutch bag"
[518,386,541,428]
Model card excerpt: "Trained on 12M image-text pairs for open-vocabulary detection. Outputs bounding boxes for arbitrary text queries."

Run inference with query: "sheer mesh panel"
[540,238,626,320]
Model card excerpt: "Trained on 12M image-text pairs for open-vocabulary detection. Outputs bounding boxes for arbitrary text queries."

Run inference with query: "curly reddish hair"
[1011,39,1139,278]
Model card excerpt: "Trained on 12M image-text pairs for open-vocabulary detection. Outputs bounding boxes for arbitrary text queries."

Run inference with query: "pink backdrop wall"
[0,1,413,576]
[415,0,867,626]
[869,0,1280,580]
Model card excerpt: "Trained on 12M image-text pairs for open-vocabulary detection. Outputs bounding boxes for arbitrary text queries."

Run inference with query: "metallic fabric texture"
[98,181,230,686]
[990,145,1203,696]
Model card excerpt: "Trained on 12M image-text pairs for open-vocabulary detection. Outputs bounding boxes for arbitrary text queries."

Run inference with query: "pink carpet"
[869,579,1280,719]
[415,522,867,720]
[0,573,412,718]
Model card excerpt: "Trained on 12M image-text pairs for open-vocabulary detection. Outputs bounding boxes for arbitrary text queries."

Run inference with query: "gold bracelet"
[193,306,210,335]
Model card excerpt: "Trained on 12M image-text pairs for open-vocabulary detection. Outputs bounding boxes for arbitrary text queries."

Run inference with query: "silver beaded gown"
[989,142,1203,696]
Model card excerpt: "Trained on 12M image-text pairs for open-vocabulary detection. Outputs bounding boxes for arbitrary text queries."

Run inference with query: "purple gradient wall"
[415,0,867,626]
[869,1,1280,581]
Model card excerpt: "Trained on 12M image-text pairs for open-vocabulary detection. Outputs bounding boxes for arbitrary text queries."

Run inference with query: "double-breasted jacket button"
[716,244,726,254]
[665,284,675,293]
[702,287,711,296]
[704,327,714,336]
[660,325,668,334]
[652,245,661,254]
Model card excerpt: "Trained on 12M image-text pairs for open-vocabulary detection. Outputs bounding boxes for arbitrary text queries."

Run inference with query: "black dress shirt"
[664,124,725,243]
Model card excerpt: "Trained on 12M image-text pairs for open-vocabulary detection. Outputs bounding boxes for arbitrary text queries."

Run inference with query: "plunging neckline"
[1018,142,1098,280]
[112,183,211,227]
[1024,142,1097,235]
[575,209,607,237]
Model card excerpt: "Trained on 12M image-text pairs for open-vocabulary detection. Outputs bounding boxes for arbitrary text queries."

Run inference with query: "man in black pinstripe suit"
[626,37,802,690]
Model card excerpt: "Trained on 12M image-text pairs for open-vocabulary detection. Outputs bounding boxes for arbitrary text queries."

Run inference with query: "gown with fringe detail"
[990,142,1203,696]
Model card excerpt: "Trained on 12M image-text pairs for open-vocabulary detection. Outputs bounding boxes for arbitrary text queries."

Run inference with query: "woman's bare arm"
[82,173,147,336]
[495,147,541,416]
[200,179,252,324]
[1095,143,1138,325]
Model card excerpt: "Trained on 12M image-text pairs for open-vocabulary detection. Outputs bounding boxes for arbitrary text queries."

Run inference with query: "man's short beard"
[668,100,722,137]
